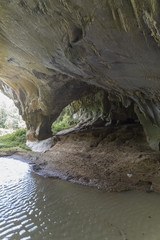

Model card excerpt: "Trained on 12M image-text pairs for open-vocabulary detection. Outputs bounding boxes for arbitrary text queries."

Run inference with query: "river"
[0,157,160,240]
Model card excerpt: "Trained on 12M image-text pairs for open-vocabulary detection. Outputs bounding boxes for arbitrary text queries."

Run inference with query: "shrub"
[0,128,29,150]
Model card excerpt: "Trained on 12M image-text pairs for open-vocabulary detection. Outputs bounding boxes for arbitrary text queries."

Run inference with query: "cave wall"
[0,0,160,149]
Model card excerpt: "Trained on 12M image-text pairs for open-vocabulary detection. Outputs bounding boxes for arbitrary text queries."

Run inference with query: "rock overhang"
[0,0,160,150]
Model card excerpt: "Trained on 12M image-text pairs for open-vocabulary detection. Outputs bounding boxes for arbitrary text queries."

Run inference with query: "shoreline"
[1,124,160,193]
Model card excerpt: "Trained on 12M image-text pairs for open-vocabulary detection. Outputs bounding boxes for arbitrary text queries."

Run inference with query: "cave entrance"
[51,105,78,135]
[51,90,140,136]
[0,91,27,149]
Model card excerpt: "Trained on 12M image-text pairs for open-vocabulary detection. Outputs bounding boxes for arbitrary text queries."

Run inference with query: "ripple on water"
[1,157,160,239]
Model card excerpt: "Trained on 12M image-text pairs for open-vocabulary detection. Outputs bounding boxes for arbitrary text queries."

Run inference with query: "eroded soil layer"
[2,124,160,193]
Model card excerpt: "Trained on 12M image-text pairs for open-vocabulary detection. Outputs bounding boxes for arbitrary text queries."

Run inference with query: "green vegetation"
[0,91,26,130]
[51,107,77,134]
[0,108,7,128]
[51,92,105,135]
[0,129,29,150]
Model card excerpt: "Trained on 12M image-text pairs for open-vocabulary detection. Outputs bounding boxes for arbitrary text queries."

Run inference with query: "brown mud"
[1,124,160,193]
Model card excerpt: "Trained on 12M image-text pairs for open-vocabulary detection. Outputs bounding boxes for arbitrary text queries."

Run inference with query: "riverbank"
[1,123,160,192]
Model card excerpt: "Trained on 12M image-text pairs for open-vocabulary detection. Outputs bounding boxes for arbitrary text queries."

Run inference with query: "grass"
[0,129,30,150]
[0,106,77,151]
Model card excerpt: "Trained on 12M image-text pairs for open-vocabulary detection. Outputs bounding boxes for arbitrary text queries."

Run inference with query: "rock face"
[0,0,160,149]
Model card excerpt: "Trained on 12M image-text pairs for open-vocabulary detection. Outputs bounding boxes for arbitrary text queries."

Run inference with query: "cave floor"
[2,123,160,193]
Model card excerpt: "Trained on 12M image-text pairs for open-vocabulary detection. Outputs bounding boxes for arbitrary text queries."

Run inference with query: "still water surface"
[1,157,160,240]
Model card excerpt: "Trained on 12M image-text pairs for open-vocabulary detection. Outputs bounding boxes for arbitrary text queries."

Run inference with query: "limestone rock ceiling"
[0,0,160,149]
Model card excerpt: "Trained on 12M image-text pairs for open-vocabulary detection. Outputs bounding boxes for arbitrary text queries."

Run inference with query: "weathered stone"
[70,90,137,129]
[26,137,54,152]
[135,104,160,151]
[0,0,160,148]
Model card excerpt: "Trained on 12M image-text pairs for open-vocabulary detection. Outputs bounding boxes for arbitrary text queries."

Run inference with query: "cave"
[1,0,160,151]
[2,2,160,240]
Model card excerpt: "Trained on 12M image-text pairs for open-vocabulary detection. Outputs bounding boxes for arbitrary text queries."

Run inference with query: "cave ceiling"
[0,0,160,149]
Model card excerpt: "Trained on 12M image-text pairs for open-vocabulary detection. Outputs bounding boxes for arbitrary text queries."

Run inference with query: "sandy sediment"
[1,124,160,193]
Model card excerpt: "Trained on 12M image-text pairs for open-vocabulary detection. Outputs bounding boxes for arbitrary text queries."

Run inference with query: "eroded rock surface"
[0,0,160,148]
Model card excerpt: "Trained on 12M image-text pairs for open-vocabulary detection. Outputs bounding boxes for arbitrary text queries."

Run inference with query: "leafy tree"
[0,108,7,128]
[0,92,26,130]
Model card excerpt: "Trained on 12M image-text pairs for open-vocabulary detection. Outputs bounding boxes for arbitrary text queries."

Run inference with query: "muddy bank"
[2,124,160,193]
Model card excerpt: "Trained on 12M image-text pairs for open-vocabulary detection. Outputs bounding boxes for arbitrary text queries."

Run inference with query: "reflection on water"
[0,158,29,185]
[1,157,160,240]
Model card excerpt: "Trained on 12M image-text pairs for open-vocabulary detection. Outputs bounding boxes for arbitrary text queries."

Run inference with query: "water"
[0,158,160,240]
